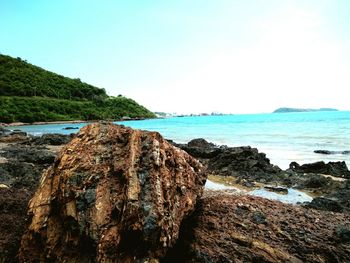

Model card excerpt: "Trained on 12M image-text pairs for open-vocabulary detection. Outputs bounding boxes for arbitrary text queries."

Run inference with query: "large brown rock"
[19,123,206,262]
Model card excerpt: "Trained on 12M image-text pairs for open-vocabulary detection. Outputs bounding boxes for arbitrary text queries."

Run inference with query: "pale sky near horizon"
[1,0,350,114]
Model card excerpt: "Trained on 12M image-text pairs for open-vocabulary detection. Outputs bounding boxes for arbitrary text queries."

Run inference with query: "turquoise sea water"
[12,111,350,169]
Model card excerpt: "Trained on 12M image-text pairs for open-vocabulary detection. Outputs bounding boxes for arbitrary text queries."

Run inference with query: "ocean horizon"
[12,110,350,169]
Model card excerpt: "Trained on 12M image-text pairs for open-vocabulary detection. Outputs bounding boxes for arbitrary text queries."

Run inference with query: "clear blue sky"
[1,0,350,114]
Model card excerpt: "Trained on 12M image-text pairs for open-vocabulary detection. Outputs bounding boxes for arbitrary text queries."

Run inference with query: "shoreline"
[0,117,152,127]
[1,120,89,127]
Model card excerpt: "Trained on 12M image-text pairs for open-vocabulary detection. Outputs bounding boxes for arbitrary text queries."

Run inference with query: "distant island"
[273,107,338,113]
[0,54,156,123]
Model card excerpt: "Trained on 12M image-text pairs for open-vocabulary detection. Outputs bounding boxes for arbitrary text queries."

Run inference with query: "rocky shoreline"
[1,125,349,262]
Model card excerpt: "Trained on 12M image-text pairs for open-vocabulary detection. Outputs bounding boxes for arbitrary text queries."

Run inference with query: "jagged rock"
[289,161,350,178]
[174,139,281,179]
[187,138,216,148]
[9,130,27,136]
[173,139,223,159]
[264,186,288,194]
[335,226,350,243]
[62,126,79,130]
[207,146,281,178]
[29,133,73,145]
[302,174,330,188]
[0,188,33,263]
[19,123,206,262]
[2,145,56,165]
[0,126,10,135]
[0,133,30,143]
[306,197,343,213]
[0,161,42,190]
[314,150,350,155]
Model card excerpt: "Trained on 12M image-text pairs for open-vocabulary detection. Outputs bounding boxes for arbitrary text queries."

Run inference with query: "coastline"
[0,117,152,127]
[0,120,89,127]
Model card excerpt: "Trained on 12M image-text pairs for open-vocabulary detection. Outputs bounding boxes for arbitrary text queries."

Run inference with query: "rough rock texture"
[164,194,350,263]
[0,133,66,262]
[19,123,205,262]
[207,146,281,178]
[173,139,281,179]
[28,133,74,146]
[290,161,350,179]
[0,188,33,263]
[2,145,56,165]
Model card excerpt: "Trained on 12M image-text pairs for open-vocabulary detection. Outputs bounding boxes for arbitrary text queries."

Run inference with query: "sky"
[1,0,350,114]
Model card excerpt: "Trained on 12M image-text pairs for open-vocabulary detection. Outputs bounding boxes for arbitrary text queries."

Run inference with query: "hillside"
[0,54,156,123]
[273,107,338,113]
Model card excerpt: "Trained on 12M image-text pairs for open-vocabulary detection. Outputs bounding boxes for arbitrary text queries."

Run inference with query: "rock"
[252,211,268,225]
[306,197,343,213]
[335,226,350,243]
[173,139,223,159]
[9,130,27,136]
[0,161,42,190]
[289,161,350,178]
[0,133,30,143]
[187,138,216,148]
[0,188,33,263]
[314,150,350,155]
[174,140,284,186]
[264,186,288,194]
[314,150,333,155]
[29,133,73,145]
[1,145,56,165]
[207,146,281,178]
[302,174,330,188]
[19,123,206,262]
[62,126,79,130]
[0,127,10,135]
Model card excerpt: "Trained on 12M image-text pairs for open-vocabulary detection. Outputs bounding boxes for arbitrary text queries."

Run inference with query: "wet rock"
[264,186,288,194]
[175,139,286,186]
[207,146,282,178]
[0,133,30,143]
[302,174,330,188]
[173,139,223,159]
[314,150,350,155]
[325,188,350,213]
[29,133,73,145]
[289,161,350,178]
[0,161,42,190]
[306,197,343,213]
[2,145,56,165]
[0,127,10,135]
[187,138,216,148]
[19,123,206,262]
[252,211,268,225]
[9,131,27,136]
[335,226,350,243]
[62,126,79,130]
[0,188,33,263]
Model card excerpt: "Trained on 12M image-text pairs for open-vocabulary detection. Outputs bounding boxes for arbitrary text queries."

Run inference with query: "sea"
[11,111,350,170]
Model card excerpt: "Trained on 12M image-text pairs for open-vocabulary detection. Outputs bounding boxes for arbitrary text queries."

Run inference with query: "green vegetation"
[0,54,156,123]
